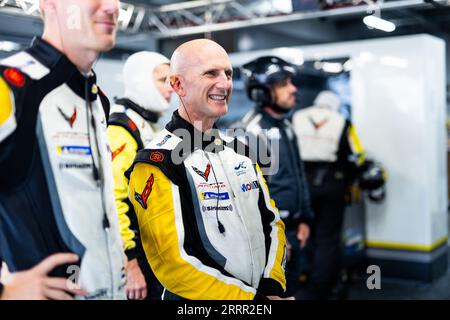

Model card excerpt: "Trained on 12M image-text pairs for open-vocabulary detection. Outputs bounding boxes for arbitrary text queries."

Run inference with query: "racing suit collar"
[165,110,224,154]
[27,37,98,102]
[115,98,160,123]
[260,107,291,126]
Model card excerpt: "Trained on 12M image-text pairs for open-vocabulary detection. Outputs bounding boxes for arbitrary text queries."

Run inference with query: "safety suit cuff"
[125,248,137,261]
[257,278,284,297]
[253,292,268,300]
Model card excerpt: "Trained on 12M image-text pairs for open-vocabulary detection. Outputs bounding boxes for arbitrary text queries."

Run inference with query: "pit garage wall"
[230,34,448,281]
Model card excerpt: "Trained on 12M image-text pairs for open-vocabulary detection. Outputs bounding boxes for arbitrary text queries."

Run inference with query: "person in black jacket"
[233,56,314,295]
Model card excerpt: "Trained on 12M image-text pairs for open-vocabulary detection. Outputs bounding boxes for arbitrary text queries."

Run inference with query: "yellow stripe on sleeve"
[0,77,13,126]
[348,124,366,166]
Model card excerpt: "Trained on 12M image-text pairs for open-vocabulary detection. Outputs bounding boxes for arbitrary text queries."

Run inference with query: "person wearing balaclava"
[107,51,173,300]
[232,56,314,297]
[291,90,367,299]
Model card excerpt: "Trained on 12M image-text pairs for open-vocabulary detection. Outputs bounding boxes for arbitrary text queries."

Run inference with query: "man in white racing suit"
[0,0,126,300]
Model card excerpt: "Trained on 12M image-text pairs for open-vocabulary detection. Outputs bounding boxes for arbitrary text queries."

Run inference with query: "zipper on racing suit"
[215,151,258,287]
[85,80,115,299]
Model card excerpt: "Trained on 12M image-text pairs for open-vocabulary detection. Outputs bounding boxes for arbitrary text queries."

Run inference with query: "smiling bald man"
[125,39,291,300]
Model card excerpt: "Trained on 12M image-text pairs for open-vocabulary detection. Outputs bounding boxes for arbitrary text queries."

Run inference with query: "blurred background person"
[107,51,173,300]
[233,56,314,295]
[292,90,384,299]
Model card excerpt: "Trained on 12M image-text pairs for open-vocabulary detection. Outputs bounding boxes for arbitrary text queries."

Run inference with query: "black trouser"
[302,172,347,299]
[285,228,305,295]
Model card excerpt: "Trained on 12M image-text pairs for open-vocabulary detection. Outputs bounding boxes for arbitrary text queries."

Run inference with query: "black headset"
[241,56,297,107]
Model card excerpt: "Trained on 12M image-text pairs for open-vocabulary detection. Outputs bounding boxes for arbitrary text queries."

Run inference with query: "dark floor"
[346,247,450,300]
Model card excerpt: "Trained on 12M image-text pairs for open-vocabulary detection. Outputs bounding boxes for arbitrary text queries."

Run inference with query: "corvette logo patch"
[192,163,211,182]
[135,174,154,209]
[309,116,329,130]
[58,106,77,128]
[111,143,126,161]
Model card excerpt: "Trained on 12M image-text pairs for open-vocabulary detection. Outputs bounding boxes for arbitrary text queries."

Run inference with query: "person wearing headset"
[0,0,126,299]
[232,56,314,295]
[126,39,290,300]
[107,51,173,300]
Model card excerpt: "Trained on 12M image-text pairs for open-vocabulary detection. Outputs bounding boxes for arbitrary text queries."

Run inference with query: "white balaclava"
[123,51,170,113]
[314,90,340,112]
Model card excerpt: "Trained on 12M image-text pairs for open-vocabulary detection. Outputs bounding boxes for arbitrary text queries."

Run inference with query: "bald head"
[170,39,229,76]
[168,39,233,131]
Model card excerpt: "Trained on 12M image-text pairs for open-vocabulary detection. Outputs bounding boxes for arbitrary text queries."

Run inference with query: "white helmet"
[314,90,340,112]
[123,51,170,113]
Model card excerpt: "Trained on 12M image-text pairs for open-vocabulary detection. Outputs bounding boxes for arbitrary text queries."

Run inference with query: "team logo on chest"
[309,116,329,130]
[234,161,248,176]
[135,174,154,209]
[57,106,77,128]
[192,163,211,182]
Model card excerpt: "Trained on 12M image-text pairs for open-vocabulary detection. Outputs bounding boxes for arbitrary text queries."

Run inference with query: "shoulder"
[221,134,256,165]
[125,129,184,183]
[144,129,182,151]
[107,124,139,154]
[1,51,50,81]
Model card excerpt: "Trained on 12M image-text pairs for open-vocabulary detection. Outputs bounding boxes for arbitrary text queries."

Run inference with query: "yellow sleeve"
[128,163,258,300]
[0,76,16,142]
[107,125,139,252]
[255,163,287,293]
[348,124,366,167]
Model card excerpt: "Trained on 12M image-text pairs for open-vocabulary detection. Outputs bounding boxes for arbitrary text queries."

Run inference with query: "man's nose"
[290,82,297,94]
[216,72,232,89]
[102,0,120,16]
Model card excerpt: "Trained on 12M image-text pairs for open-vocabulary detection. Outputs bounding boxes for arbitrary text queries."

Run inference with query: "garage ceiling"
[0,0,449,56]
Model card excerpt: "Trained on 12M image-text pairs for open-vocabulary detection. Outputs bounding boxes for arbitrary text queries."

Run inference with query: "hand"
[266,295,295,300]
[125,258,147,300]
[297,223,310,249]
[0,253,85,300]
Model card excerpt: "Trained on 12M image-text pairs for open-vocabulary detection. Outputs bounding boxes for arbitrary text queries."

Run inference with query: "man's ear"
[170,75,185,97]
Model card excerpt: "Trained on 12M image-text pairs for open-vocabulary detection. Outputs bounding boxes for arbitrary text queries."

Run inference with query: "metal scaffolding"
[0,0,447,38]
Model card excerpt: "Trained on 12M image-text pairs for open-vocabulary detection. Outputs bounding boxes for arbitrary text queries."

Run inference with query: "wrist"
[0,283,4,300]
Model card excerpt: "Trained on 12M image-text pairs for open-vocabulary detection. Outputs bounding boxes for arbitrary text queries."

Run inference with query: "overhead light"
[314,61,343,74]
[272,47,304,66]
[363,15,396,32]
[343,60,354,72]
[0,41,21,52]
[322,62,343,74]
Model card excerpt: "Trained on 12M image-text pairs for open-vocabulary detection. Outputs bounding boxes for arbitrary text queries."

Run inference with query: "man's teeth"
[209,95,226,100]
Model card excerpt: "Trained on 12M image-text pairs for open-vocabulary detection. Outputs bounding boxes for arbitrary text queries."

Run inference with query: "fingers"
[45,278,86,297]
[126,287,147,300]
[267,295,295,300]
[34,253,79,275]
[127,288,135,300]
[43,288,74,301]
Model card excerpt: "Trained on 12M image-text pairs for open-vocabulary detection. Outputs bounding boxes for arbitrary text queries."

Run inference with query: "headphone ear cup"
[250,87,271,105]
